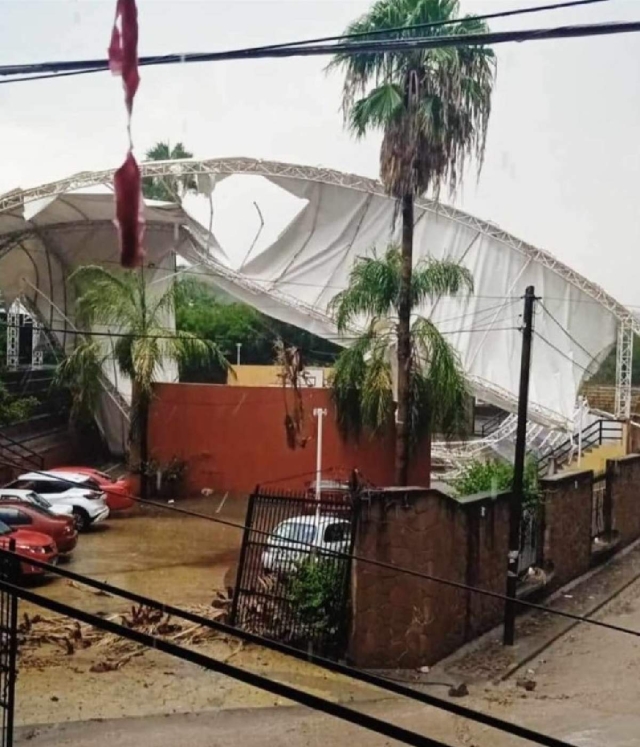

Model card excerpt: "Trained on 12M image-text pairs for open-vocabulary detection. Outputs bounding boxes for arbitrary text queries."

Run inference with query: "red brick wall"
[610,455,640,548]
[349,489,510,669]
[540,470,593,590]
[148,384,431,495]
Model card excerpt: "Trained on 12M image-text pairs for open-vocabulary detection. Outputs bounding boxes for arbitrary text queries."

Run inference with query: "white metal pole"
[313,408,328,539]
[236,343,242,366]
[577,396,584,466]
[314,408,327,503]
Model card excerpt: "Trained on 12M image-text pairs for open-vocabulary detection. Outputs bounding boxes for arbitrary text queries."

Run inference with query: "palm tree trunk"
[139,395,149,501]
[395,192,414,485]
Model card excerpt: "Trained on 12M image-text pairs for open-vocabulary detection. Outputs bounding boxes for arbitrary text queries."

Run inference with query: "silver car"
[262,514,351,574]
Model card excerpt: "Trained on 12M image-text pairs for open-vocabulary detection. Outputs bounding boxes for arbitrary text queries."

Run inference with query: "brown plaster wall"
[610,454,640,548]
[349,489,510,669]
[540,470,593,591]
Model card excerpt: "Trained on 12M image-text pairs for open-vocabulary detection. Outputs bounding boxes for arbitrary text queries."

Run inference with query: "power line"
[533,330,596,375]
[537,301,604,372]
[2,18,638,86]
[226,0,611,53]
[0,0,609,79]
[0,546,577,747]
[3,457,640,641]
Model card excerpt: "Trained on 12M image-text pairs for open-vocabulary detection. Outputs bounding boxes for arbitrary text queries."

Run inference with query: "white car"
[0,489,74,519]
[262,514,351,574]
[6,472,110,531]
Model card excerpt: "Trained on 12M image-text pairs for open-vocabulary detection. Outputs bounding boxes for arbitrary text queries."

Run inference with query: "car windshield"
[0,521,12,536]
[26,492,51,509]
[275,522,316,544]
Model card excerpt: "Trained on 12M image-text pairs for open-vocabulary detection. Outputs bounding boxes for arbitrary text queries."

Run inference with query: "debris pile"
[20,588,237,673]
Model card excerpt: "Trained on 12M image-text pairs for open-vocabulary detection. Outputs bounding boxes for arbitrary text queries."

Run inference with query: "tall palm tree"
[55,266,227,498]
[330,246,472,455]
[330,0,495,484]
[142,141,197,202]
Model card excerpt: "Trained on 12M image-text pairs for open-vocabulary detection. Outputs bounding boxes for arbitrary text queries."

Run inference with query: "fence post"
[230,490,257,626]
[1,540,19,747]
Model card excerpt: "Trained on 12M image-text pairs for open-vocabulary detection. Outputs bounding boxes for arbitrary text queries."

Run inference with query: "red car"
[0,520,58,577]
[51,467,135,511]
[0,503,78,557]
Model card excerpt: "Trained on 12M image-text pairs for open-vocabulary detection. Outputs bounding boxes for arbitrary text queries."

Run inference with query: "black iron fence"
[518,506,539,577]
[230,487,357,658]
[591,472,611,541]
[0,544,18,747]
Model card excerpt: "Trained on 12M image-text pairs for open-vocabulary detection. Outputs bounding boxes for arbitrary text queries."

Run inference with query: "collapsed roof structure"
[0,157,634,454]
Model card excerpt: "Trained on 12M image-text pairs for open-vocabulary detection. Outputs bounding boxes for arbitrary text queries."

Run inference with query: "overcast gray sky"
[1,0,640,306]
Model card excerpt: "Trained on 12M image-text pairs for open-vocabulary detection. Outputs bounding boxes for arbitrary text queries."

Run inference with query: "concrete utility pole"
[503,285,536,646]
[236,343,242,366]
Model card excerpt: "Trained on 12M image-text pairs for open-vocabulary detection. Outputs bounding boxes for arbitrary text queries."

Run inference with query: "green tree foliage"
[55,267,227,496]
[141,141,197,202]
[451,458,539,506]
[331,0,496,484]
[330,246,472,449]
[0,381,38,426]
[174,279,340,382]
[589,337,640,386]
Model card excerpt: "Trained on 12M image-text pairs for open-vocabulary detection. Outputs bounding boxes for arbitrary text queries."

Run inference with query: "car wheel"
[72,508,91,532]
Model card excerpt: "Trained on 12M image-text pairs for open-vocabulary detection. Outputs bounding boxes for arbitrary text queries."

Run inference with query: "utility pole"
[236,343,242,366]
[503,285,536,646]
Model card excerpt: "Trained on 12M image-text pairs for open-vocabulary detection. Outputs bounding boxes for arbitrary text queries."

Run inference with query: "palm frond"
[71,265,139,329]
[330,0,495,200]
[130,336,161,399]
[329,247,402,331]
[411,315,469,438]
[163,329,230,376]
[53,339,106,423]
[411,258,474,307]
[330,333,374,438]
[349,83,404,138]
[360,339,394,433]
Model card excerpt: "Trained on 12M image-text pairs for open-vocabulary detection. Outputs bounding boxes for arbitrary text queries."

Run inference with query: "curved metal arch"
[0,156,635,332]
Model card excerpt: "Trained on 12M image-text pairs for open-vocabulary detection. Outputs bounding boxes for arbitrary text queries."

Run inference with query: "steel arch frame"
[1,157,635,421]
[1,157,635,324]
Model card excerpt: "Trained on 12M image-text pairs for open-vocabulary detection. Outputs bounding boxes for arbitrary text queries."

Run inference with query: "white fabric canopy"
[0,159,628,443]
[0,188,226,454]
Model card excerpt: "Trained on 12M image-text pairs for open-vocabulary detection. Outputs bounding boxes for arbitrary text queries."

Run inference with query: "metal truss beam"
[1,157,636,334]
[615,321,634,420]
[5,305,19,370]
[1,158,636,427]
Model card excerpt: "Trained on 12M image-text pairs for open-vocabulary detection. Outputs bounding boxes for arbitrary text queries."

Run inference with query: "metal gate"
[0,543,18,747]
[230,488,357,658]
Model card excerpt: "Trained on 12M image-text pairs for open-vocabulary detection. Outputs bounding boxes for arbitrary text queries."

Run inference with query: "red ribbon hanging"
[109,0,144,268]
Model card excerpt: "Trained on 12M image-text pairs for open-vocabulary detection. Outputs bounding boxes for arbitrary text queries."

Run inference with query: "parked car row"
[0,466,136,579]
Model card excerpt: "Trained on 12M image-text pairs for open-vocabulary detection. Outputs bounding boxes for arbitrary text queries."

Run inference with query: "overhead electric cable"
[2,18,638,86]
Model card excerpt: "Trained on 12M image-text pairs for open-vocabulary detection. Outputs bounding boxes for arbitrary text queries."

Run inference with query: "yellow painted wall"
[228,365,333,388]
[563,440,627,476]
[228,365,282,387]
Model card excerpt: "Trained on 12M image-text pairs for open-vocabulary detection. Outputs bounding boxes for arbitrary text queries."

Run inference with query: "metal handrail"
[537,418,624,476]
[479,411,507,438]
[0,429,45,471]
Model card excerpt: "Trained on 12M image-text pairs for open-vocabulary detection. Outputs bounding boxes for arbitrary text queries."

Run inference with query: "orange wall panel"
[149,384,430,494]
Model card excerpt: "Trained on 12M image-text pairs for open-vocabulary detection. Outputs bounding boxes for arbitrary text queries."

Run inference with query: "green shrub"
[451,457,539,506]
[287,557,347,637]
[0,382,38,426]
